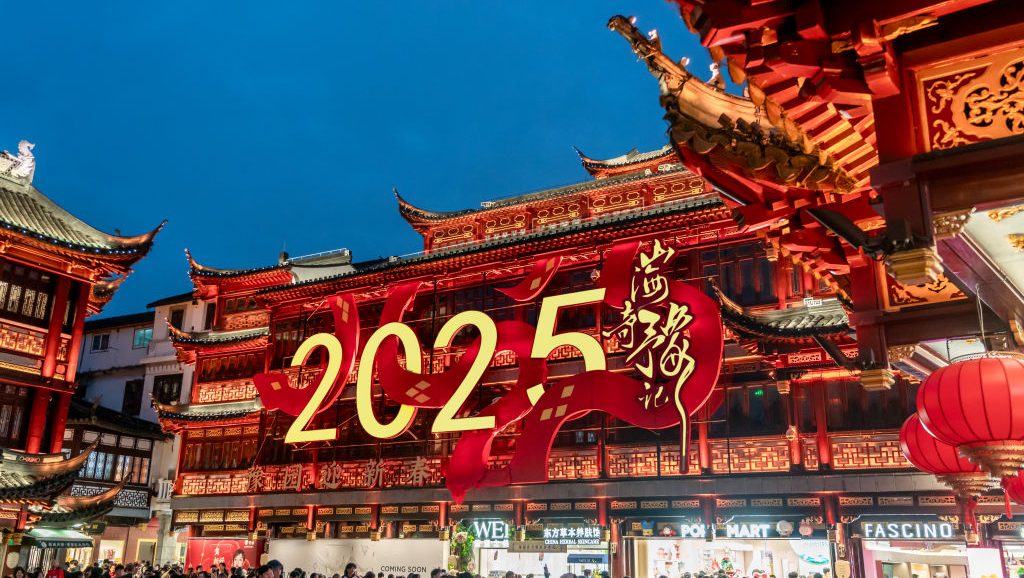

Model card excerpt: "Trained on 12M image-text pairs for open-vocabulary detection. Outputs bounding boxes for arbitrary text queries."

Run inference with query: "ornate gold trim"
[1009,233,1024,251]
[933,209,973,239]
[989,205,1024,222]
[887,345,918,364]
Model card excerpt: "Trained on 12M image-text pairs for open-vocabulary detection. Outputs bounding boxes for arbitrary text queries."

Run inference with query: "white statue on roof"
[0,140,36,184]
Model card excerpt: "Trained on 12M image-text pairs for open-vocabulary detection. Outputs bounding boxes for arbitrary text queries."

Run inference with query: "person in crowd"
[343,565,357,578]
[44,563,63,578]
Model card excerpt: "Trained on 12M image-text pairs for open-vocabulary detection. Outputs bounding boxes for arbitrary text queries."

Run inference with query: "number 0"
[356,322,419,439]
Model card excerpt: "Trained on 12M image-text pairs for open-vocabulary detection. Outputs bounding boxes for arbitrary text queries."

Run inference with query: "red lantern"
[899,414,995,498]
[1005,474,1024,506]
[917,354,1024,477]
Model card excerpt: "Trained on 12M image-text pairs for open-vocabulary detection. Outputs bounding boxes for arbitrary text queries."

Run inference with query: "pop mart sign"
[254,240,724,501]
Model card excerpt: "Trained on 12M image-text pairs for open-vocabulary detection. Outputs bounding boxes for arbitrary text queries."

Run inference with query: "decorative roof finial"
[709,62,725,90]
[0,140,36,184]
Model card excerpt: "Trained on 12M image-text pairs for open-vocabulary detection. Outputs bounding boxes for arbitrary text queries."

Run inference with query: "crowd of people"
[13,560,608,578]
[7,561,834,578]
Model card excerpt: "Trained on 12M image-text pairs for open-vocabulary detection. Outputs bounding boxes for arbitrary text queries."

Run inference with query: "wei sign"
[860,521,956,540]
[470,520,509,542]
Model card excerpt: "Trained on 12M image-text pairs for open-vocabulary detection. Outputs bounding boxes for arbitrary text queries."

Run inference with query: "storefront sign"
[185,538,264,570]
[678,523,789,539]
[860,521,956,540]
[508,541,567,553]
[469,520,510,542]
[543,524,602,545]
[253,240,724,501]
[567,554,609,565]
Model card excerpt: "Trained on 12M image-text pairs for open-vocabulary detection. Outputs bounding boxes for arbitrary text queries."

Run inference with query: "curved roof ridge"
[397,165,689,224]
[575,144,675,169]
[0,181,164,255]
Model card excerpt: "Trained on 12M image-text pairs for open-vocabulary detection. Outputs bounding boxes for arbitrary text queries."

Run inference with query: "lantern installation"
[899,414,992,530]
[900,353,1024,519]
[900,414,995,498]
[916,354,1024,478]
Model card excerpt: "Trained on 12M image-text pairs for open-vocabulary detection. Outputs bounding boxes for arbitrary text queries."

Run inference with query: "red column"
[610,518,624,578]
[814,381,833,470]
[41,277,71,379]
[48,392,72,453]
[848,259,890,369]
[698,407,711,474]
[782,382,803,471]
[24,388,52,454]
[777,261,792,309]
[64,283,90,384]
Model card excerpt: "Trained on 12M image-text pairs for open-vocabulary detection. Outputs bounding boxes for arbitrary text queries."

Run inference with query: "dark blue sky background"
[1,2,708,317]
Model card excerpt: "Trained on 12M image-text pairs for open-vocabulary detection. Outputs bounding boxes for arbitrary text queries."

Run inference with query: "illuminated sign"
[253,240,724,500]
[543,525,602,546]
[469,520,509,543]
[860,521,956,540]
[679,523,776,539]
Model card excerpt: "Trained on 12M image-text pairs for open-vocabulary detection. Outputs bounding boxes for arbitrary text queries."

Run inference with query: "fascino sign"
[253,240,724,500]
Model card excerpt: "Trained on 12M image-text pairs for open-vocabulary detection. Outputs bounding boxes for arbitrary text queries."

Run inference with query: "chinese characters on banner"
[253,239,723,501]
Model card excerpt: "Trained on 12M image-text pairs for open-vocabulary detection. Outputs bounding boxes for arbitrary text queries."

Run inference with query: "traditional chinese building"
[156,129,1022,578]
[0,141,162,570]
[605,0,1024,576]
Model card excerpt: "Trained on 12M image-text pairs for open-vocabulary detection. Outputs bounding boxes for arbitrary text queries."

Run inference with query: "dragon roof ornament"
[0,140,36,185]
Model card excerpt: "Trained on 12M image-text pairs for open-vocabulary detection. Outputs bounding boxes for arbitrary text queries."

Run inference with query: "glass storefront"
[1000,542,1024,578]
[633,536,832,578]
[467,520,609,578]
[855,518,967,578]
[629,519,832,578]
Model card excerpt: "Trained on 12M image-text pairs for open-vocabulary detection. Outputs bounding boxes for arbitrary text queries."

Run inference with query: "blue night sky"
[1,2,708,317]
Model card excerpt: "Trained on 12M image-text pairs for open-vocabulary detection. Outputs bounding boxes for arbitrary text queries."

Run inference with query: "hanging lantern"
[917,354,1024,477]
[1005,474,1024,506]
[899,414,996,498]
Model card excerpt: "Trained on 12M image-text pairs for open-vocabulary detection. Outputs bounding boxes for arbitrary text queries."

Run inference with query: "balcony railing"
[154,478,175,502]
[174,430,911,497]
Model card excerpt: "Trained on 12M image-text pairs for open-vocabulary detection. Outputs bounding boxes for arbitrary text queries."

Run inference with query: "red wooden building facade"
[0,141,161,569]
[160,135,1019,578]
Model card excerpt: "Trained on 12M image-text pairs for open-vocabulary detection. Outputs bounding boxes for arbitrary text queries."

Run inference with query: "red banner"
[185,539,263,571]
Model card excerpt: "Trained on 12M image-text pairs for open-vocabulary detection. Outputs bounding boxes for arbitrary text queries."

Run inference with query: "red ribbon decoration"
[252,293,360,416]
[497,255,562,302]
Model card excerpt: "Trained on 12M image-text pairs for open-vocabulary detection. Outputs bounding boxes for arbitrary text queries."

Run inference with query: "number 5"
[531,288,607,371]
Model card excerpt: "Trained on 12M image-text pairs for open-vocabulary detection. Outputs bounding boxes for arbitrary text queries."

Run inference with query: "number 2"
[432,311,499,433]
[284,333,343,444]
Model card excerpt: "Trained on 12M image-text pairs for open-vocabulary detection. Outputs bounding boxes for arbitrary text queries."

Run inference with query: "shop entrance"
[632,536,831,578]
